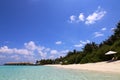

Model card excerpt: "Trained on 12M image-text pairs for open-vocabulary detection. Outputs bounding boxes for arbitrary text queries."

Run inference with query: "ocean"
[0,66,120,80]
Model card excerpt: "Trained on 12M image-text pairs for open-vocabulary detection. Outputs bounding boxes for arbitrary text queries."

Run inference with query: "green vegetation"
[36,21,120,65]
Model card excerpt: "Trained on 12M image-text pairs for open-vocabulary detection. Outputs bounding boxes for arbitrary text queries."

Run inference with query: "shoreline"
[46,60,120,74]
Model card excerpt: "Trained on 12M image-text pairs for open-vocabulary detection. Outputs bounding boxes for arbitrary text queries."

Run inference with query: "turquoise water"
[0,66,120,80]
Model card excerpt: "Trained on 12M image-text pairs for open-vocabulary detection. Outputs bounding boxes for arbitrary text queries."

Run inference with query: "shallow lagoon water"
[0,66,120,80]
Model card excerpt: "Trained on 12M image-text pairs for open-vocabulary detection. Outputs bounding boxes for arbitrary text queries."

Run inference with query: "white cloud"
[69,13,84,23]
[78,13,85,21]
[58,49,69,56]
[24,41,36,51]
[50,50,58,55]
[94,32,104,37]
[69,6,106,25]
[36,46,45,51]
[85,7,106,24]
[24,41,45,51]
[24,41,47,59]
[58,50,69,57]
[74,40,90,48]
[0,46,33,55]
[38,51,47,59]
[69,15,76,23]
[50,49,69,58]
[36,46,47,59]
[80,40,90,44]
[55,41,62,45]
[111,28,115,32]
[74,44,83,48]
[101,27,107,31]
[0,46,13,54]
[60,50,69,54]
[14,48,33,55]
[0,41,70,61]
[0,41,49,61]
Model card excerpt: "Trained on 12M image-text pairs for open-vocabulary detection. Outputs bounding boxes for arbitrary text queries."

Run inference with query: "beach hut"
[105,51,117,60]
[105,51,117,55]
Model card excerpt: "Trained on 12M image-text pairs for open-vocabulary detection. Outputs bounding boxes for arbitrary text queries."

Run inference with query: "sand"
[46,60,120,73]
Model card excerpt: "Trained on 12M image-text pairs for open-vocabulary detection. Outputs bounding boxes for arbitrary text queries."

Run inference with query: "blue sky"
[0,0,120,64]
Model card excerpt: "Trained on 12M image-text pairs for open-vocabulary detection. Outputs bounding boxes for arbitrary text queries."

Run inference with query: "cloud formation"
[93,27,107,38]
[101,27,107,31]
[94,32,104,37]
[69,6,106,25]
[49,49,69,59]
[0,41,46,61]
[111,28,115,32]
[50,50,58,55]
[78,13,85,21]
[0,41,69,62]
[24,41,36,51]
[85,7,106,24]
[55,41,62,45]
[38,51,47,59]
[74,40,90,48]
[0,46,33,55]
[69,15,76,23]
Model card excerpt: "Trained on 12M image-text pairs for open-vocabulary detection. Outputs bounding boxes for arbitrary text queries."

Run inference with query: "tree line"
[36,21,120,65]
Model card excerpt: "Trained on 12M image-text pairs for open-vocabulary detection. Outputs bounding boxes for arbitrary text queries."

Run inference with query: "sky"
[0,0,120,64]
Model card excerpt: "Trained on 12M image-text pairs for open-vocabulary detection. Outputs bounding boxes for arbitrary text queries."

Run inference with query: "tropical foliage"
[36,21,120,65]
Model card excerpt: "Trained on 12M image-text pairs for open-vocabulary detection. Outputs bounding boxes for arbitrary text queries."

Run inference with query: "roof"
[105,51,117,55]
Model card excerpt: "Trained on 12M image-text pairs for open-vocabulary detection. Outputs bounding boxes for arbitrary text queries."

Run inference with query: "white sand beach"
[47,60,120,73]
